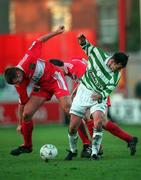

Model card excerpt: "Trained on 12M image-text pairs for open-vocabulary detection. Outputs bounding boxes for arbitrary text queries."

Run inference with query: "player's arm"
[101,72,121,99]
[78,34,109,61]
[101,80,120,100]
[37,25,65,43]
[26,26,65,60]
[15,84,29,106]
[16,104,24,134]
[71,83,79,100]
[91,75,120,101]
[78,34,94,57]
[91,82,117,101]
[15,84,29,133]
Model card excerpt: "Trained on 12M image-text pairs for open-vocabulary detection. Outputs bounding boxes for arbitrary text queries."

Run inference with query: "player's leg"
[78,119,91,158]
[65,113,82,160]
[71,86,92,158]
[84,109,93,137]
[90,100,108,160]
[85,119,93,137]
[52,73,80,160]
[53,70,91,157]
[58,95,72,115]
[105,97,138,155]
[91,110,106,160]
[78,120,91,145]
[64,83,88,160]
[10,95,46,156]
[82,109,103,157]
[22,95,46,145]
[77,108,92,158]
[88,107,138,156]
[59,96,92,158]
[85,118,104,156]
[103,118,138,155]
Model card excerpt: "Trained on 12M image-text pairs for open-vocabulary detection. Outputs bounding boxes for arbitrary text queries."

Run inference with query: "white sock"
[92,128,103,156]
[68,133,78,153]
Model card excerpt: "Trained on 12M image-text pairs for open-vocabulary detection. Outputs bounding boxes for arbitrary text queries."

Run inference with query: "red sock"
[21,120,33,147]
[86,120,94,137]
[105,121,133,142]
[78,120,91,145]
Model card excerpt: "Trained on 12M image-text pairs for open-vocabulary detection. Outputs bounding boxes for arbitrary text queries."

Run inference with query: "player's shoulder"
[71,58,87,65]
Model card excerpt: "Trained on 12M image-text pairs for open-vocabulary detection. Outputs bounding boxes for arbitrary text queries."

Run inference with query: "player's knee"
[22,111,33,121]
[69,117,80,134]
[59,96,72,114]
[102,119,108,127]
[69,125,77,135]
[94,120,103,129]
[63,103,71,115]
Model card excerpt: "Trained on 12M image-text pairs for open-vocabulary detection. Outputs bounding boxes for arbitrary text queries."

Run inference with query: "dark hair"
[49,59,64,67]
[4,67,19,84]
[112,52,129,68]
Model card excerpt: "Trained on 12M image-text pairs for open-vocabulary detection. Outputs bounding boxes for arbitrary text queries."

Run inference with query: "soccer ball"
[40,144,58,161]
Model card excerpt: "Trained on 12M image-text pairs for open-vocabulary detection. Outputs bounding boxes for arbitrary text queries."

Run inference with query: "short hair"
[112,52,129,68]
[4,67,19,84]
[49,59,64,67]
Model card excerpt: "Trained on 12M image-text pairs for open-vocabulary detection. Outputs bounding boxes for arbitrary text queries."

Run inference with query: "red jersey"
[64,58,87,81]
[15,40,69,104]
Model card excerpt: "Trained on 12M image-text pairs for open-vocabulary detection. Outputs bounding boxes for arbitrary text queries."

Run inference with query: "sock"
[78,120,91,145]
[86,120,94,137]
[105,121,133,142]
[21,120,33,147]
[68,133,78,153]
[92,128,103,156]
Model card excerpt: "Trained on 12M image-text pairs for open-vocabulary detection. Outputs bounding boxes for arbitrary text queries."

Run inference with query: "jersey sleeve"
[17,40,42,73]
[101,72,121,99]
[79,38,109,61]
[101,84,116,100]
[15,80,30,105]
[27,40,42,58]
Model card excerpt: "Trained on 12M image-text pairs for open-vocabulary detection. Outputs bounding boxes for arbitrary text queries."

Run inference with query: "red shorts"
[107,96,111,107]
[31,70,70,101]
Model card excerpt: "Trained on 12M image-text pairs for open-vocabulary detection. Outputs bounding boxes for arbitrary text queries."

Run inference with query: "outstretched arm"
[77,34,93,57]
[37,25,65,43]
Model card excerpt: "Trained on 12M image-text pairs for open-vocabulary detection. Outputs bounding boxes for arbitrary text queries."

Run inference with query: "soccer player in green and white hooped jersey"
[65,34,129,160]
[81,41,120,102]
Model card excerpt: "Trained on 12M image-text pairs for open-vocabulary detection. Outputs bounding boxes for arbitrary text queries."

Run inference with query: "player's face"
[12,70,24,84]
[108,59,123,72]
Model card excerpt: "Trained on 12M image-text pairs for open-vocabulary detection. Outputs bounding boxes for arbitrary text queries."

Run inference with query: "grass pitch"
[0,124,140,180]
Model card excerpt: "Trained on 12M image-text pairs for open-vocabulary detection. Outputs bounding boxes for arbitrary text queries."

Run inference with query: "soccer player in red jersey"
[49,58,138,158]
[4,26,72,156]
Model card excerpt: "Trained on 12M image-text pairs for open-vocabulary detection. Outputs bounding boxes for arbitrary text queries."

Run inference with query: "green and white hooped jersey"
[80,39,121,100]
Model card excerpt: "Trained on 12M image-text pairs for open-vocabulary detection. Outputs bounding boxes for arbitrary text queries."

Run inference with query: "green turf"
[0,124,140,180]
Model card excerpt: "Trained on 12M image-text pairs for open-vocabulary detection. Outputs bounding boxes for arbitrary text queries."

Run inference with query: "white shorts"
[70,83,107,117]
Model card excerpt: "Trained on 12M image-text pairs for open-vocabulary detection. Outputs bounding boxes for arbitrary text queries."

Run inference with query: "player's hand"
[91,93,102,101]
[55,25,65,34]
[78,34,86,45]
[17,124,22,134]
